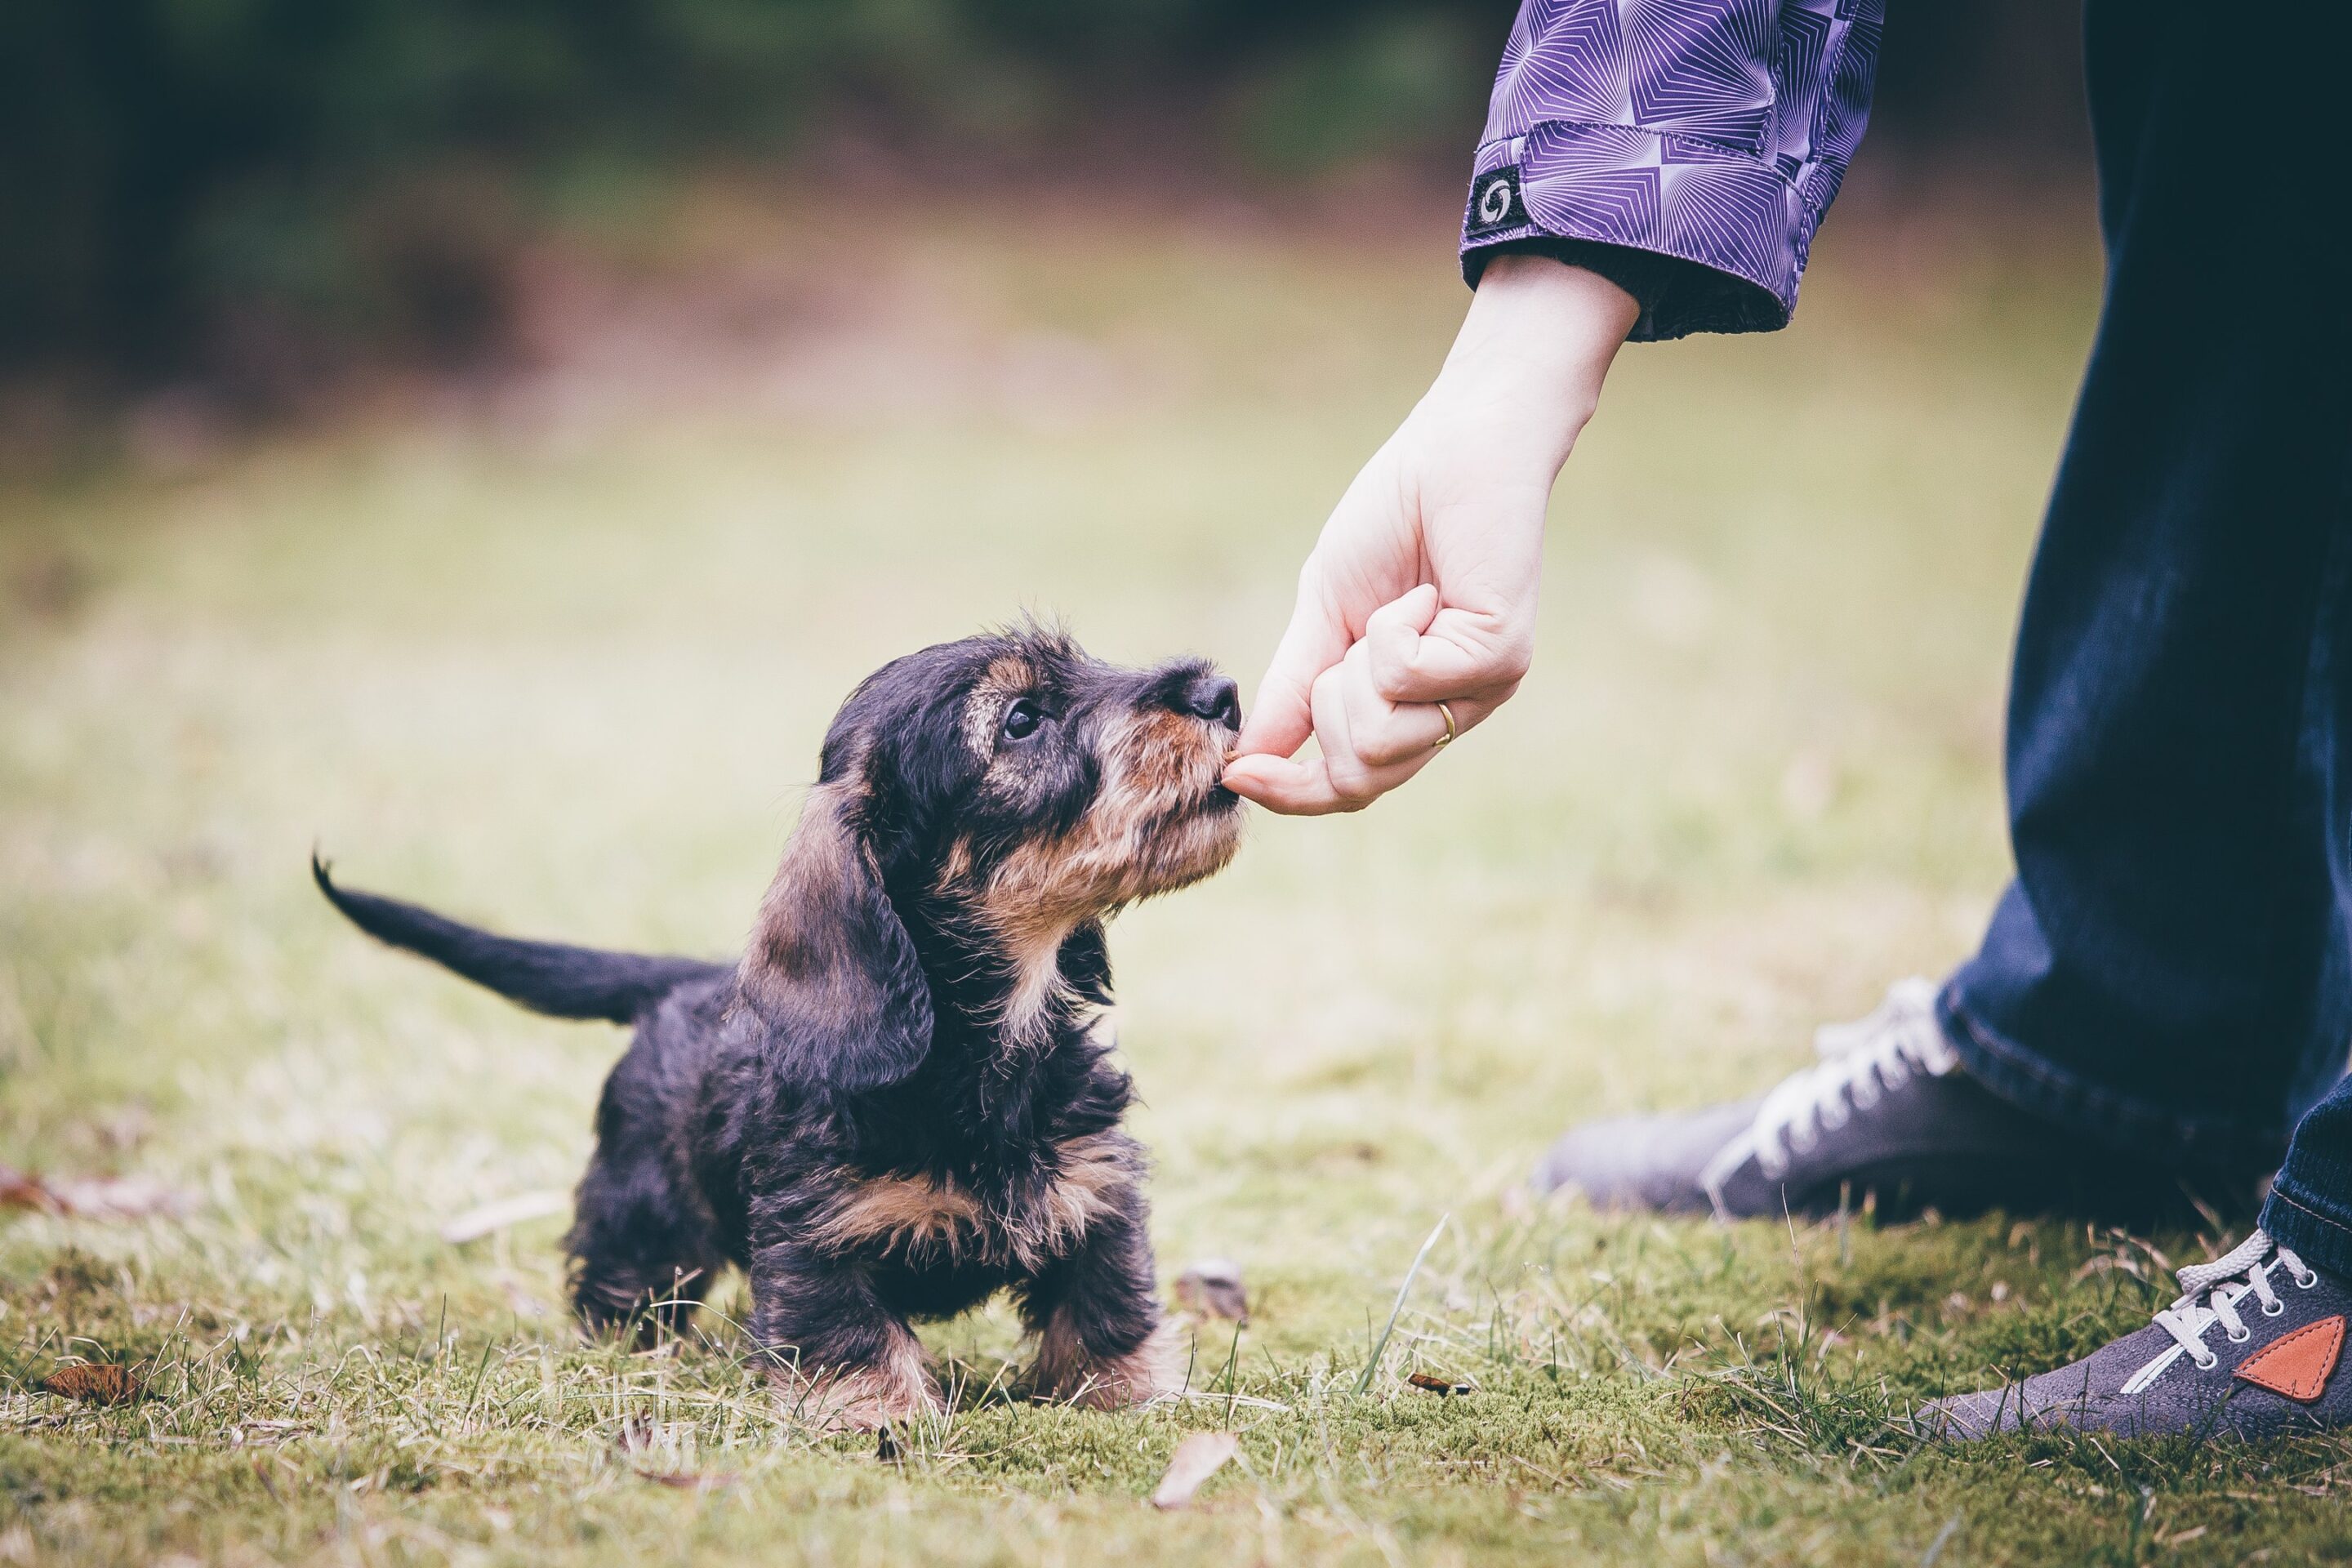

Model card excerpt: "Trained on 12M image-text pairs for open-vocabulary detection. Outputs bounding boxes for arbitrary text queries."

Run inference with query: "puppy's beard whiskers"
[929,707,1234,1063]
[977,709,1236,948]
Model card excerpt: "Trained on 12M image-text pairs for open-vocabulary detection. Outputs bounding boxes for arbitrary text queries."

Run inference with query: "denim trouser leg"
[2264,562,2352,1272]
[1936,0,2352,1202]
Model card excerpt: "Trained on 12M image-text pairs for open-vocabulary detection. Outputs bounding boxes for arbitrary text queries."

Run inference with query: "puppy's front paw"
[1036,1316,1190,1410]
[770,1344,942,1432]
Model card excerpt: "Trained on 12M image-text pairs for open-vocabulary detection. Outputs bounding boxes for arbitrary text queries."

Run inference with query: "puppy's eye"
[1000,698,1044,743]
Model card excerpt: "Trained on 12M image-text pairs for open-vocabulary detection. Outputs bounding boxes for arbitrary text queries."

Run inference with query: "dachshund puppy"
[315,626,1243,1428]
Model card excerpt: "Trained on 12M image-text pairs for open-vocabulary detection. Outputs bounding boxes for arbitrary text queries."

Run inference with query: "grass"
[7,178,2351,1565]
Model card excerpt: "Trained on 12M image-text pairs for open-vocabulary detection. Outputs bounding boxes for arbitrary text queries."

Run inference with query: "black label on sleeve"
[1465,165,1526,237]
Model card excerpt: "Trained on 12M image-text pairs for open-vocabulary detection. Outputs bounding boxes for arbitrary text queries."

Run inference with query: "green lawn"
[6,183,2345,1566]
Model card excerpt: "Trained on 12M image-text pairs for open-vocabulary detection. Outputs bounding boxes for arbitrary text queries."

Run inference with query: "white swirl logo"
[1477,176,1513,225]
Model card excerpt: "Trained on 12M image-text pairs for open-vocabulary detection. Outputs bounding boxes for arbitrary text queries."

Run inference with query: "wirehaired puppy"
[315,626,1244,1428]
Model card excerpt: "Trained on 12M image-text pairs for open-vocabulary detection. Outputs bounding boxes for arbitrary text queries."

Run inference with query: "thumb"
[1220,750,1344,816]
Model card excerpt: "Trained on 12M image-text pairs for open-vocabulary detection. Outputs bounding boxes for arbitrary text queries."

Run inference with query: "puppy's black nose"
[1180,674,1241,729]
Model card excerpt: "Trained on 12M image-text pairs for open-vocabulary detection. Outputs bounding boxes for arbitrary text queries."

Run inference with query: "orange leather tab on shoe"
[2234,1315,2345,1403]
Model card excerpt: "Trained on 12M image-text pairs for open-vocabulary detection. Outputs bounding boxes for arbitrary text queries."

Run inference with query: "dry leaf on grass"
[440,1190,569,1245]
[616,1412,734,1489]
[48,1175,191,1219]
[0,1166,158,1216]
[0,1169,53,1211]
[1405,1372,1473,1396]
[1174,1258,1248,1323]
[634,1468,737,1491]
[1150,1432,1239,1509]
[0,1165,192,1221]
[41,1363,145,1405]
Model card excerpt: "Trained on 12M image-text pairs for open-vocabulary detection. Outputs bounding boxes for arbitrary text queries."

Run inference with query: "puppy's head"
[744,626,1243,1090]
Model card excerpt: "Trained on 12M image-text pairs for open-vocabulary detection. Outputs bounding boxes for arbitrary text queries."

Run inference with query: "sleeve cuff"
[1463,238,1771,343]
[1460,121,1806,343]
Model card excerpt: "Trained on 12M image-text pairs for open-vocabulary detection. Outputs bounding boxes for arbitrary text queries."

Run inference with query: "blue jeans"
[1939,0,2352,1272]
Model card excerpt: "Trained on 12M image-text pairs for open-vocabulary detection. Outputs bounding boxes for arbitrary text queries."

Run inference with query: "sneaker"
[1922,1229,2352,1439]
[1532,978,2190,1222]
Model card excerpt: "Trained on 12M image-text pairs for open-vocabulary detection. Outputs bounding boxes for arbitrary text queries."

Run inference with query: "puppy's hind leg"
[1021,1207,1187,1410]
[565,1152,720,1348]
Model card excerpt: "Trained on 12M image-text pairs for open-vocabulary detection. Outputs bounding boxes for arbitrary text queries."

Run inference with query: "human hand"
[1222,256,1639,814]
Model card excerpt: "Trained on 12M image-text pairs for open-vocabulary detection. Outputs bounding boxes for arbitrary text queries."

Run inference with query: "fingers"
[1222,667,1365,814]
[1337,638,1468,768]
[1363,595,1532,707]
[1223,631,1481,815]
[1363,583,1441,663]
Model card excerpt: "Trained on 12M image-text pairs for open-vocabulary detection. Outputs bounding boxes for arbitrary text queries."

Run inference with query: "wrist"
[1426,254,1637,473]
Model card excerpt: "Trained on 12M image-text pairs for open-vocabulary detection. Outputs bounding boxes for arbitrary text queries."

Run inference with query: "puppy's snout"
[1178,675,1241,731]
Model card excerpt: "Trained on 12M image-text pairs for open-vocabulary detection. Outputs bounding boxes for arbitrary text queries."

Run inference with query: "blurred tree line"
[1,0,2084,390]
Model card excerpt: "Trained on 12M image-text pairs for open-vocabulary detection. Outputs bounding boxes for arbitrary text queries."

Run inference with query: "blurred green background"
[4,0,2087,403]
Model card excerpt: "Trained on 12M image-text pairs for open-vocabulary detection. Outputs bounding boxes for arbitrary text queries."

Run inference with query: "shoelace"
[1699,977,1958,1217]
[2123,1229,2321,1392]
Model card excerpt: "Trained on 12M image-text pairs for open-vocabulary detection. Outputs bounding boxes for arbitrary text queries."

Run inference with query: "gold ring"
[1432,701,1457,750]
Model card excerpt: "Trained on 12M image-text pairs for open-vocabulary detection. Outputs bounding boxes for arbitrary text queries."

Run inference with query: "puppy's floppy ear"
[741,778,933,1092]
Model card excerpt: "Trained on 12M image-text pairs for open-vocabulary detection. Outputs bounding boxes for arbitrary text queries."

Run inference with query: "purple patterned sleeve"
[1461,0,1883,341]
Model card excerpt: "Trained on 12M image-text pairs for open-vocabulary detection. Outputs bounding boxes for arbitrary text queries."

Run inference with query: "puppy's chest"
[804,1131,1134,1274]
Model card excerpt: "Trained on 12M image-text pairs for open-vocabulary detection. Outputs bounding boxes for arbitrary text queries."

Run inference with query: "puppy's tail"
[312,853,730,1025]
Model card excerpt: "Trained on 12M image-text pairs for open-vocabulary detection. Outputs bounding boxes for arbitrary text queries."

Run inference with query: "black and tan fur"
[315,627,1244,1428]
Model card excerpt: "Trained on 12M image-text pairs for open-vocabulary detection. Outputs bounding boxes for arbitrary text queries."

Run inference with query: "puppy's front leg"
[1021,1208,1187,1410]
[750,1239,939,1432]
